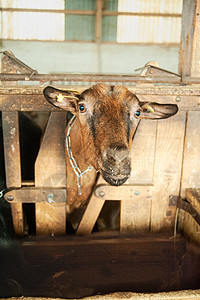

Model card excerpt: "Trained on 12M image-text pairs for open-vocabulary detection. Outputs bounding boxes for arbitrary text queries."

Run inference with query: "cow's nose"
[106,147,130,165]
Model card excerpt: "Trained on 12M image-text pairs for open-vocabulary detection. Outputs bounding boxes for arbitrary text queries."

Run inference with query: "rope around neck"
[66,115,94,196]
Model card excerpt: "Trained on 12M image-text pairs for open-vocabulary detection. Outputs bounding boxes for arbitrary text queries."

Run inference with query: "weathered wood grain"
[1,51,24,236]
[181,112,200,198]
[35,112,67,235]
[1,234,200,298]
[120,120,156,233]
[150,111,186,232]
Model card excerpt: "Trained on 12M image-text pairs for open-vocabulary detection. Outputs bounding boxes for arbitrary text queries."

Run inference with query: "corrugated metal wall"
[1,0,182,44]
[117,0,182,43]
[1,0,65,40]
[65,0,96,41]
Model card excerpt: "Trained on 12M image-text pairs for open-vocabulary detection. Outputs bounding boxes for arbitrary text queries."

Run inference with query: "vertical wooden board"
[35,112,67,235]
[120,120,157,233]
[127,120,157,185]
[2,112,23,236]
[77,194,105,235]
[151,112,186,233]
[181,111,200,198]
[120,188,153,233]
[179,0,200,77]
[1,51,24,236]
[179,0,196,76]
[77,175,105,235]
[190,0,200,76]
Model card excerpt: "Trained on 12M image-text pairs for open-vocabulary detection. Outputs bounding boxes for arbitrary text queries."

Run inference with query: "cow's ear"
[43,86,80,112]
[135,102,178,119]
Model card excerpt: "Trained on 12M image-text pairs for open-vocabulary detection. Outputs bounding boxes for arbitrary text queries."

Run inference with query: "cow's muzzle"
[101,146,131,186]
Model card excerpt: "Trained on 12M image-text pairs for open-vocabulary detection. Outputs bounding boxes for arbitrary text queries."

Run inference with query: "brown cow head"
[43,83,178,186]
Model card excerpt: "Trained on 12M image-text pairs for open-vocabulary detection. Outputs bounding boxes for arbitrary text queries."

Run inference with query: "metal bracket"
[135,61,180,78]
[178,198,200,227]
[1,50,38,79]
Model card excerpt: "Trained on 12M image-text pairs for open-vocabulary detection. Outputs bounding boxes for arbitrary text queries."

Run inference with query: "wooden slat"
[1,94,200,112]
[180,189,200,245]
[120,187,153,233]
[2,112,23,236]
[2,235,200,298]
[77,194,105,235]
[150,111,186,233]
[77,176,105,235]
[35,112,67,235]
[127,120,157,184]
[2,85,200,95]
[179,0,200,77]
[95,185,153,201]
[120,120,156,233]
[4,187,66,203]
[95,0,103,43]
[181,112,200,198]
[1,51,24,236]
[186,188,200,213]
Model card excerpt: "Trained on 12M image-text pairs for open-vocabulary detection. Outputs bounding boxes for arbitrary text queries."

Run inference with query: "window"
[0,0,182,44]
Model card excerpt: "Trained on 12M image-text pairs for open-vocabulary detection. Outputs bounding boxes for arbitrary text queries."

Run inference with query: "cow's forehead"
[80,83,138,106]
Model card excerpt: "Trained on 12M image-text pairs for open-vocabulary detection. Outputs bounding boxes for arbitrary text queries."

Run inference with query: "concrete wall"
[0,40,180,74]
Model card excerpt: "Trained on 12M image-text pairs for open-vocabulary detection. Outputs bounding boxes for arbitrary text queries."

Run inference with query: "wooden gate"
[1,0,200,241]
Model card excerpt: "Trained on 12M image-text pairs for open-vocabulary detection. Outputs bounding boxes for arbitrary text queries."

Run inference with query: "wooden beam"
[1,8,182,18]
[1,93,200,112]
[2,235,200,298]
[95,0,103,43]
[35,112,67,235]
[4,187,66,203]
[1,51,24,236]
[179,0,200,76]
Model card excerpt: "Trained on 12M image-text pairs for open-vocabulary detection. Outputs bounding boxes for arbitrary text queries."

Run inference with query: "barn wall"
[0,40,179,74]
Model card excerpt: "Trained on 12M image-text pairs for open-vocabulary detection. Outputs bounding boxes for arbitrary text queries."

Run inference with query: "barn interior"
[0,0,200,299]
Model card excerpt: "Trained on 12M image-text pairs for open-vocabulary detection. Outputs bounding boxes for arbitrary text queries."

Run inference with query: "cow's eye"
[79,104,87,113]
[135,110,141,117]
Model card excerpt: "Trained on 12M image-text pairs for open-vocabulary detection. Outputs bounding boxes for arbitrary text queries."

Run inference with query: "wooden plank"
[95,184,153,201]
[1,93,200,112]
[180,189,200,246]
[150,111,186,233]
[4,187,66,203]
[1,50,24,236]
[35,112,67,235]
[95,0,103,42]
[2,85,200,96]
[0,73,182,83]
[120,187,153,233]
[179,0,200,77]
[77,176,105,235]
[2,112,23,236]
[76,194,105,235]
[120,120,156,233]
[181,111,200,198]
[186,188,200,213]
[127,120,157,184]
[2,235,200,298]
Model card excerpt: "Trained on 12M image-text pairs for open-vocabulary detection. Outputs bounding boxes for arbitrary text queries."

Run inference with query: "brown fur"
[43,83,178,217]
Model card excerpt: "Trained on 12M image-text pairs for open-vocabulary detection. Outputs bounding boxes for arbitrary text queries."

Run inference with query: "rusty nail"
[7,195,14,201]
